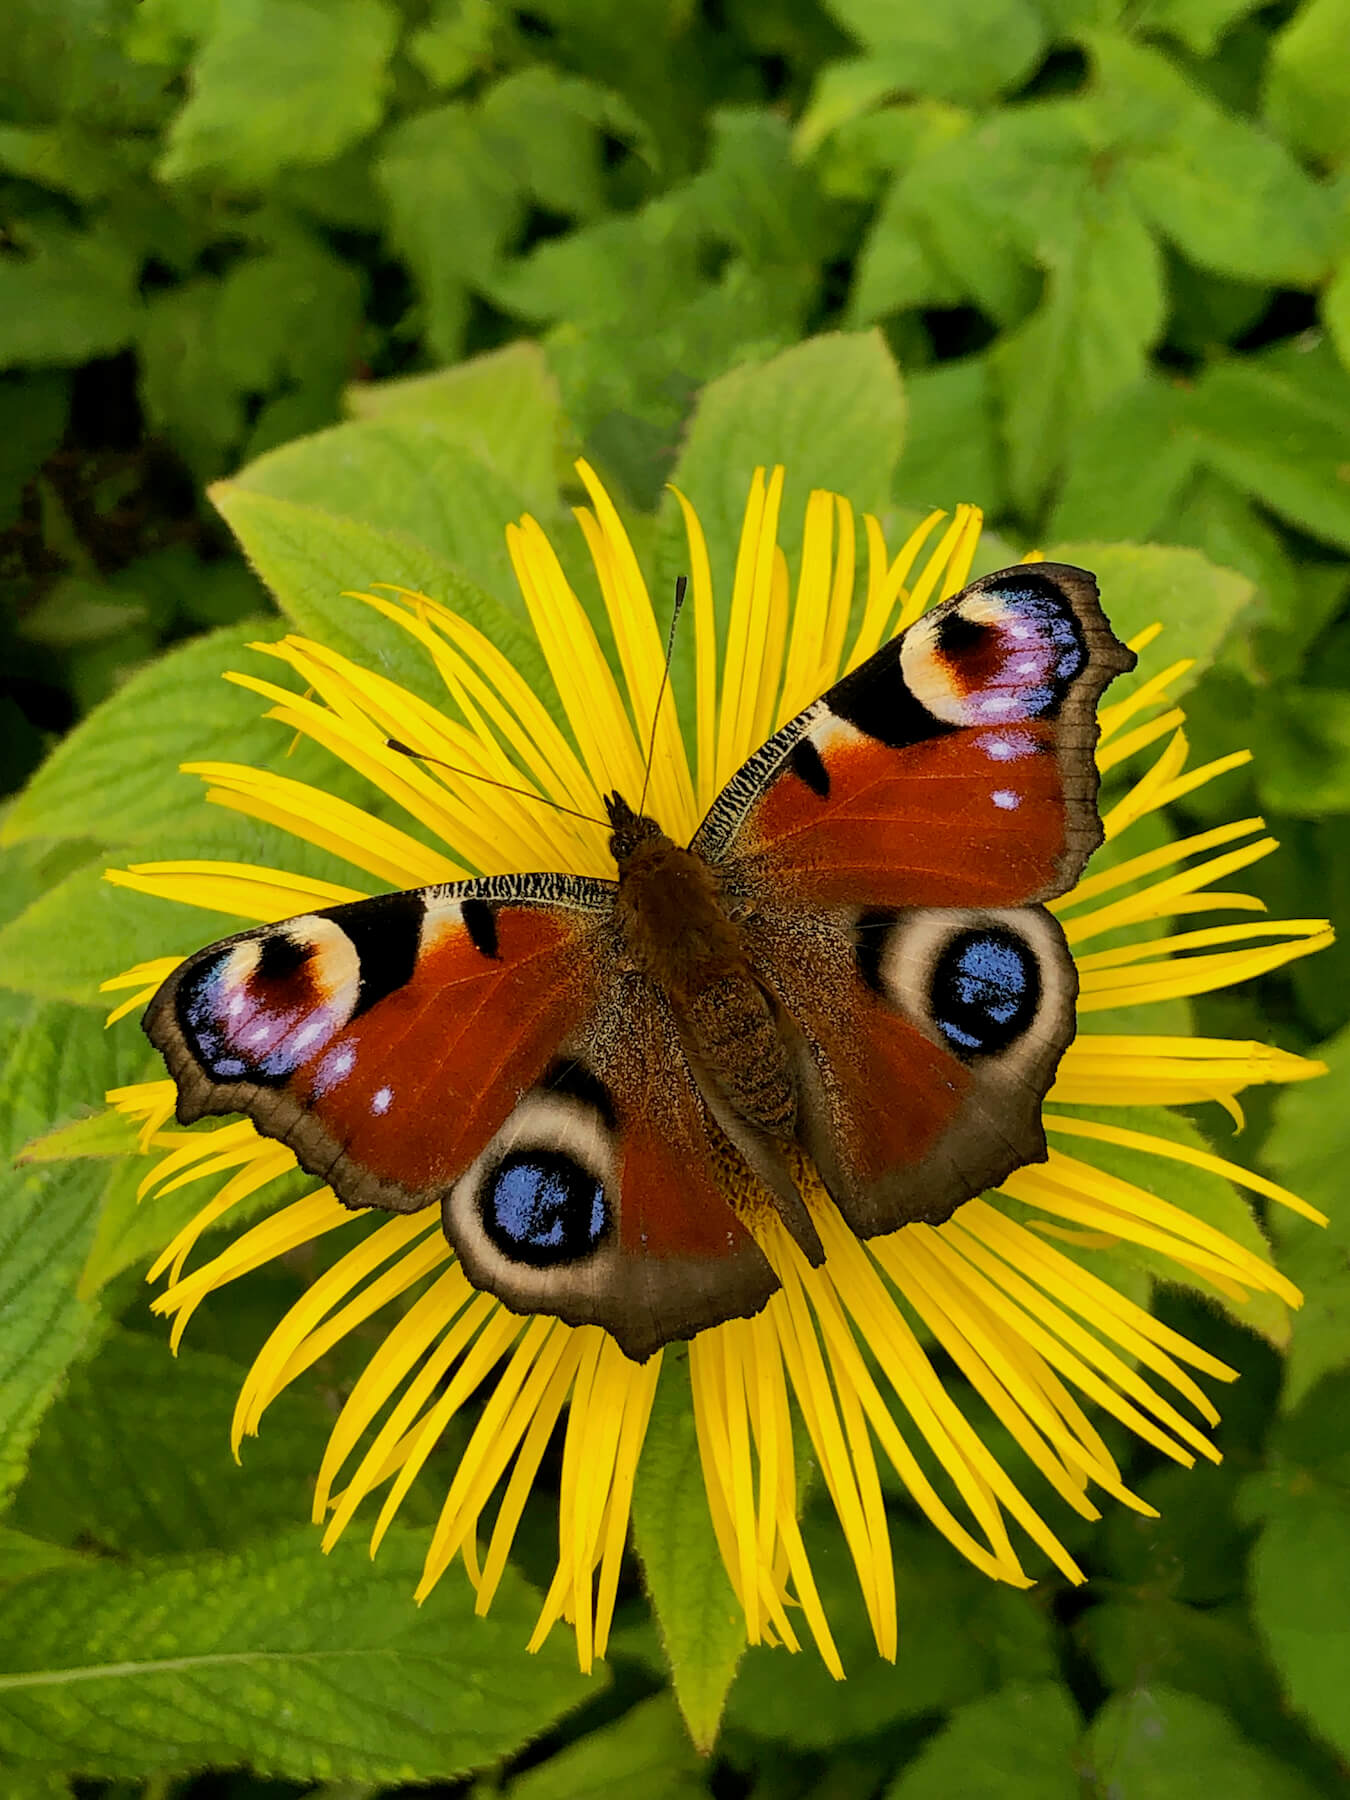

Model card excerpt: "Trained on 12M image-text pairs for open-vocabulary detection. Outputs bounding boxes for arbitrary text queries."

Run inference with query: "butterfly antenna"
[637,574,688,817]
[384,740,608,828]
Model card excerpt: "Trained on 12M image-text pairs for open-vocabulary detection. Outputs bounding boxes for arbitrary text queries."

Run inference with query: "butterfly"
[144,562,1135,1362]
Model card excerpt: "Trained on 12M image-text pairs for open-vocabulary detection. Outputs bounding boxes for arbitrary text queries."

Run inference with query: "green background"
[2,0,1350,1794]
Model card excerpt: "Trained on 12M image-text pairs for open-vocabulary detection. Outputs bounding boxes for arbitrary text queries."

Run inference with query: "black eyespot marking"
[934,611,988,657]
[790,737,831,799]
[854,908,898,996]
[461,898,499,960]
[481,1150,609,1267]
[255,932,311,982]
[327,890,422,1016]
[931,928,1040,1059]
[541,1059,618,1128]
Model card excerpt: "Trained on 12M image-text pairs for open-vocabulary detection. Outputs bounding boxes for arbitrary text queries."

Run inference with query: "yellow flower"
[101,463,1330,1678]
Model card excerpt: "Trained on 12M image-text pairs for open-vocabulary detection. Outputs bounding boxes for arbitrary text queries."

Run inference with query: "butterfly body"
[145,563,1135,1361]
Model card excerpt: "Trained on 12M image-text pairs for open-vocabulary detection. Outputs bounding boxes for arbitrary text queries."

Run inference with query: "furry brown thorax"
[604,792,796,1137]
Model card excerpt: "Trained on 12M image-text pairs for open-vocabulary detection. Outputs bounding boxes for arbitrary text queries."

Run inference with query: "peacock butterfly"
[144,563,1135,1361]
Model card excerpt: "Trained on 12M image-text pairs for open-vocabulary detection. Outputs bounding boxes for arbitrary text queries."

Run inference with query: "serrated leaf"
[0,224,139,368]
[1042,541,1253,688]
[1087,34,1336,287]
[209,484,554,710]
[1076,1593,1341,1783]
[1263,0,1350,166]
[0,620,280,849]
[0,994,151,1161]
[824,0,1046,105]
[993,173,1165,516]
[229,418,533,606]
[10,1329,331,1556]
[893,355,1006,516]
[1185,345,1350,553]
[631,1356,745,1751]
[1132,0,1265,55]
[1084,1683,1326,1798]
[1049,378,1199,541]
[0,1161,106,1510]
[884,1682,1080,1800]
[346,341,564,519]
[1240,1371,1350,1762]
[665,332,905,606]
[16,1110,142,1164]
[375,102,521,361]
[508,1693,706,1799]
[158,0,398,187]
[0,1529,597,1780]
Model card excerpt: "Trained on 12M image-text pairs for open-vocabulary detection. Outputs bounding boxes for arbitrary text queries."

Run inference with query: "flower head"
[102,463,1330,1677]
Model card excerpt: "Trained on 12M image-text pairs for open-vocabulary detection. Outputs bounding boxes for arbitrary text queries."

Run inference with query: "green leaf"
[0,1529,597,1780]
[0,1527,84,1584]
[0,1161,106,1510]
[1088,34,1336,287]
[1241,1372,1350,1762]
[508,1693,706,1799]
[1249,687,1350,816]
[993,174,1165,516]
[893,355,1006,516]
[1324,252,1350,377]
[375,102,521,361]
[1263,1026,1350,1409]
[1185,345,1350,553]
[0,619,279,849]
[478,68,644,224]
[228,417,534,605]
[823,0,1046,105]
[0,224,139,368]
[1049,378,1199,541]
[0,994,152,1164]
[1084,1684,1327,1798]
[1078,1593,1344,1784]
[6,0,164,129]
[409,0,499,91]
[1131,0,1266,56]
[665,332,905,605]
[346,341,564,519]
[9,1329,332,1556]
[724,1515,1055,1747]
[210,484,553,710]
[16,1110,142,1164]
[1041,541,1253,690]
[631,1356,745,1752]
[1263,0,1350,166]
[158,0,398,187]
[884,1682,1080,1800]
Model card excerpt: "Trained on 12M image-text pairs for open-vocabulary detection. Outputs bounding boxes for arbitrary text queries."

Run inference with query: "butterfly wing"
[695,562,1133,1238]
[694,562,1134,907]
[144,875,776,1360]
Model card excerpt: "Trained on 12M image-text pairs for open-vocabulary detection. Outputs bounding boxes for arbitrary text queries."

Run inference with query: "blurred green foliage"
[2,0,1350,1794]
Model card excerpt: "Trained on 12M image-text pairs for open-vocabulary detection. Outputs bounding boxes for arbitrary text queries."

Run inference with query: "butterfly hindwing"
[744,900,1077,1237]
[696,562,1135,910]
[145,876,778,1360]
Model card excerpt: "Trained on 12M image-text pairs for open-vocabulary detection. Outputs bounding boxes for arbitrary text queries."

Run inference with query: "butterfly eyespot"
[481,1149,610,1267]
[175,919,361,1085]
[929,927,1040,1058]
[899,575,1087,728]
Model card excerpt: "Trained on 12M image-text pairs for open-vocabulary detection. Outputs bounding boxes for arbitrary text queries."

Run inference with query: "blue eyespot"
[482,1151,609,1267]
[931,928,1039,1058]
